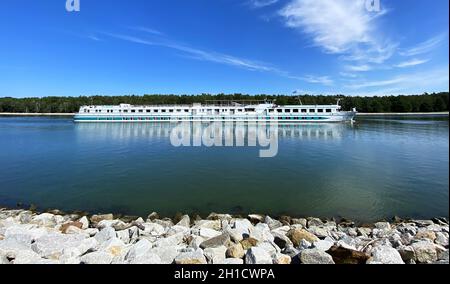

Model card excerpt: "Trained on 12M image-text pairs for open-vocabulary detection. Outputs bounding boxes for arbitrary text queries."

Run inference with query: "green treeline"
[0,92,448,113]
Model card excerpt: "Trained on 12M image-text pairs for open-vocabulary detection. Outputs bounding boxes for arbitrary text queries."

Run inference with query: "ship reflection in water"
[75,121,351,143]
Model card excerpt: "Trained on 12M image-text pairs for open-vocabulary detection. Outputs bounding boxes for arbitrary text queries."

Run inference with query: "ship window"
[326,109,332,113]
[269,109,274,113]
[184,109,189,113]
[301,109,307,113]
[146,110,151,113]
[285,109,291,113]
[162,110,166,113]
[139,110,143,113]
[124,110,128,113]
[131,110,136,113]
[318,109,324,113]
[277,109,282,113]
[293,109,299,113]
[169,109,174,113]
[176,109,182,112]
[309,109,315,113]
[246,108,255,112]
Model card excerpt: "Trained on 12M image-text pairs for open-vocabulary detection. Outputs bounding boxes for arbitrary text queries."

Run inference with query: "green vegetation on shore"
[0,92,448,113]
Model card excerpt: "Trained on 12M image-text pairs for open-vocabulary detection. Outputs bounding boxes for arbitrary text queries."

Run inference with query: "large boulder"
[126,239,153,262]
[176,215,191,228]
[226,243,245,259]
[204,246,227,264]
[367,246,404,264]
[94,227,116,243]
[245,247,272,264]
[300,248,335,264]
[90,214,114,224]
[264,216,282,230]
[273,253,291,264]
[411,241,438,263]
[149,246,182,264]
[200,233,231,249]
[81,251,114,264]
[174,249,207,264]
[286,229,319,246]
[327,246,369,264]
[31,233,88,259]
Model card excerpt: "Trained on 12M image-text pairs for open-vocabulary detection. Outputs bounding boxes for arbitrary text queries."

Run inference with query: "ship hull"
[74,113,356,123]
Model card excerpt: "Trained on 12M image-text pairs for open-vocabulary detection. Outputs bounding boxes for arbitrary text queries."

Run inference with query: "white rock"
[219,258,244,264]
[94,227,116,243]
[192,220,221,231]
[308,226,329,238]
[233,219,254,237]
[188,235,206,250]
[167,225,190,236]
[174,249,207,264]
[129,252,162,264]
[411,240,438,263]
[374,222,391,230]
[81,251,113,264]
[140,222,165,237]
[100,237,127,257]
[149,246,182,264]
[264,216,282,230]
[31,233,87,259]
[155,232,185,247]
[367,246,404,264]
[245,247,272,264]
[273,253,291,264]
[224,227,243,242]
[116,229,131,244]
[256,241,281,257]
[13,250,60,264]
[79,216,89,229]
[126,239,152,262]
[176,215,190,228]
[300,248,335,264]
[198,228,222,239]
[314,238,335,252]
[32,213,56,227]
[435,232,449,247]
[5,225,51,245]
[204,246,227,264]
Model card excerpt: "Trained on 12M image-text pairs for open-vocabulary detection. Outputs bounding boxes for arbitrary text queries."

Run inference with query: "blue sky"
[0,0,448,97]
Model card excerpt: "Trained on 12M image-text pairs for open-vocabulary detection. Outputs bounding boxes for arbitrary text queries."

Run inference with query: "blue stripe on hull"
[73,116,353,122]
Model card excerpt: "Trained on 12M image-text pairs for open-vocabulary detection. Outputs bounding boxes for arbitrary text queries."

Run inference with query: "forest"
[0,92,448,113]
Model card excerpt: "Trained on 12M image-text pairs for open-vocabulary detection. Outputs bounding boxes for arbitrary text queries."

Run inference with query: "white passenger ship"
[74,100,357,123]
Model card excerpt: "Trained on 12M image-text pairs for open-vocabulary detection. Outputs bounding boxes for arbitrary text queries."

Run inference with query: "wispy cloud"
[87,35,101,41]
[248,0,279,8]
[102,30,335,86]
[300,75,333,85]
[345,65,372,72]
[346,67,449,90]
[394,58,429,68]
[103,32,277,71]
[128,26,164,35]
[399,33,447,56]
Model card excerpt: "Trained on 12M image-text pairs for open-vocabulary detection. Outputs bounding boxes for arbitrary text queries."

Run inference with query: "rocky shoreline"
[0,208,448,264]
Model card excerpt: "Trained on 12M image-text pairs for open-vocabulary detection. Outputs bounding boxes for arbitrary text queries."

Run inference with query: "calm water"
[0,116,448,222]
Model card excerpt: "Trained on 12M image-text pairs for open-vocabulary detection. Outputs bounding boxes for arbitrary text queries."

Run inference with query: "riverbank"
[0,208,448,264]
[0,112,448,117]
